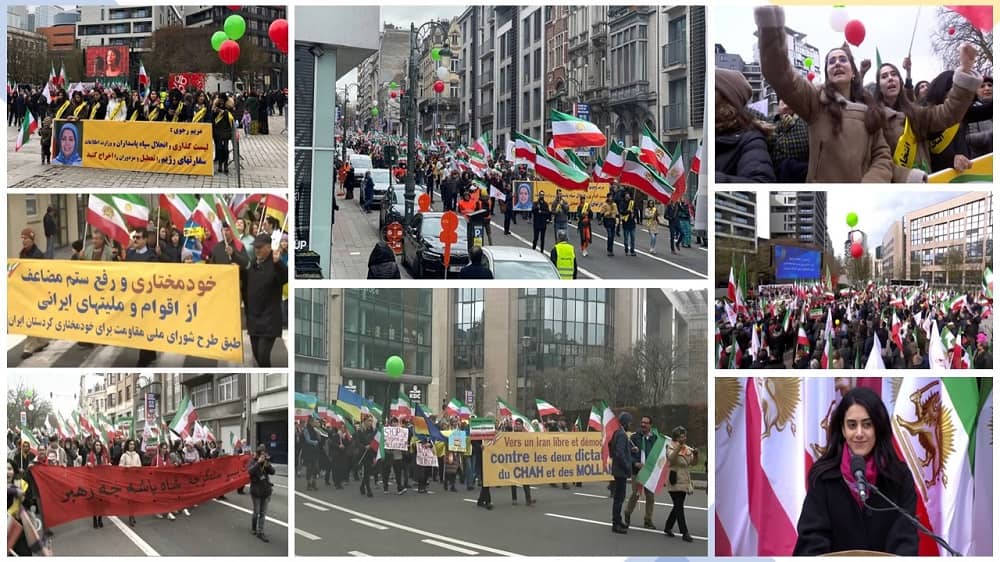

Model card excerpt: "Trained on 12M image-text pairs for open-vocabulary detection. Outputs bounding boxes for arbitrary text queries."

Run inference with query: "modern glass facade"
[454,288,485,371]
[295,289,329,396]
[342,289,434,376]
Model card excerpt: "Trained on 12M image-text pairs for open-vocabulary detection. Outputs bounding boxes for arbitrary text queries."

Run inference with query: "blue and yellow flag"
[412,404,446,442]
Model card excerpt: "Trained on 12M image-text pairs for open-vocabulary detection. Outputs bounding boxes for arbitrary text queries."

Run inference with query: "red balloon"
[948,27,956,36]
[850,242,864,259]
[228,6,240,11]
[807,71,816,82]
[268,19,288,53]
[219,39,241,65]
[844,20,866,47]
[390,91,397,99]
[433,80,445,94]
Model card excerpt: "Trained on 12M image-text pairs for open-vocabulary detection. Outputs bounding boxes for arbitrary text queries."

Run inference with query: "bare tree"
[7,383,54,433]
[844,251,873,285]
[931,8,993,75]
[944,246,966,287]
[630,338,682,407]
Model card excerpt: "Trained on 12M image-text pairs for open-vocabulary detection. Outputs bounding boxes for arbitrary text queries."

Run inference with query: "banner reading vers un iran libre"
[482,431,611,487]
[52,119,213,176]
[31,455,251,527]
[7,259,243,362]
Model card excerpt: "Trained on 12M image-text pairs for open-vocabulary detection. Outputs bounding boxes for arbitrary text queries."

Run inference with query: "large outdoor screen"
[86,46,129,78]
[774,244,821,280]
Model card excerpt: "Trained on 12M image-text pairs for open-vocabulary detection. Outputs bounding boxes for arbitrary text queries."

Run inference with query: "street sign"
[574,103,590,121]
[409,385,422,404]
[465,390,474,407]
[145,393,158,424]
[20,411,27,427]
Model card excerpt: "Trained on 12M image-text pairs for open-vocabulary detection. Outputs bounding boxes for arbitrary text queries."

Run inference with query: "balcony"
[665,40,687,68]
[591,21,607,43]
[480,39,495,58]
[609,80,655,106]
[568,33,589,55]
[479,103,494,118]
[480,71,494,87]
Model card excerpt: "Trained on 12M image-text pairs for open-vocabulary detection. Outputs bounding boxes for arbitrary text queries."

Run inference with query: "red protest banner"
[31,454,251,528]
[168,72,207,92]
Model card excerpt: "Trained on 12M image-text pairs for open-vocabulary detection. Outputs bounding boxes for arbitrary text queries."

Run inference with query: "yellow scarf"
[172,102,185,122]
[55,100,71,119]
[109,100,124,120]
[148,104,161,121]
[193,107,207,123]
[214,110,232,125]
[89,102,100,120]
[73,103,87,118]
[129,106,140,121]
[893,117,960,171]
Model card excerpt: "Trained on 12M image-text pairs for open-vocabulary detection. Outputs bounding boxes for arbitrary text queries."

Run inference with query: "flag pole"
[907,7,921,59]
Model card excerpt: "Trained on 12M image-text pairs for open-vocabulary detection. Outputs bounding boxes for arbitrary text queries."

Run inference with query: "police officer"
[549,231,577,280]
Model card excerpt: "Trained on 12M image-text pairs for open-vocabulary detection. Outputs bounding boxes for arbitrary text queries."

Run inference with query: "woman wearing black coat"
[366,242,401,279]
[794,387,918,556]
[715,69,776,183]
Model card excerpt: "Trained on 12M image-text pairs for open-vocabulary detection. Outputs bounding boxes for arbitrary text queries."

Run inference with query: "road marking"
[212,498,290,528]
[350,518,389,531]
[347,551,370,556]
[304,502,330,512]
[422,538,478,555]
[107,516,160,557]
[544,512,708,541]
[573,492,709,511]
[296,529,322,541]
[295,491,520,556]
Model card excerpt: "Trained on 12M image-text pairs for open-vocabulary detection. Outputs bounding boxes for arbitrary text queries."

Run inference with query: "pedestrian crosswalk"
[7,330,289,368]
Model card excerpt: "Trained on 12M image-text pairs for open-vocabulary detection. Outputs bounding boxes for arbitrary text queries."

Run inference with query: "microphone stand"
[867,481,962,556]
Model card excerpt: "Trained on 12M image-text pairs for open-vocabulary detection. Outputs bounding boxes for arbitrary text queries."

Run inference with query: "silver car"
[483,246,561,279]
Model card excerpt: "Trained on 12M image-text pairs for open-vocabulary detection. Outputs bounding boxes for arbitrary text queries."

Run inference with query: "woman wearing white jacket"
[119,439,143,527]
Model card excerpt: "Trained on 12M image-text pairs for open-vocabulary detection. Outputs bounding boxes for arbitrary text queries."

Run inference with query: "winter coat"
[119,450,142,467]
[610,428,632,478]
[532,200,552,229]
[756,6,893,183]
[248,458,275,498]
[19,244,44,259]
[366,243,401,279]
[716,130,776,182]
[794,463,918,555]
[666,443,695,494]
[242,256,288,337]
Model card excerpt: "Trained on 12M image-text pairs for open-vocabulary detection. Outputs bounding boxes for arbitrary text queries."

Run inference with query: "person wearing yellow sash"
[167,89,193,122]
[69,90,88,120]
[924,63,993,175]
[146,91,164,121]
[84,89,106,120]
[52,88,72,120]
[105,87,127,121]
[127,91,146,121]
[864,43,981,182]
[212,93,235,174]
[192,91,212,123]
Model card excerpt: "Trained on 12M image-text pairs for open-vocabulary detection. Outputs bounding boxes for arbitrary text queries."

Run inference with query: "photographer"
[248,445,275,542]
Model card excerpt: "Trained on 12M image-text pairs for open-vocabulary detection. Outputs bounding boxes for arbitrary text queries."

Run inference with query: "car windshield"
[370,169,391,184]
[420,215,468,241]
[493,259,560,279]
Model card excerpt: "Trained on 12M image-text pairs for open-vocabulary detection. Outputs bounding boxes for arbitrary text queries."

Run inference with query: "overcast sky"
[716,5,953,83]
[336,6,466,101]
[756,190,977,256]
[9,373,102,417]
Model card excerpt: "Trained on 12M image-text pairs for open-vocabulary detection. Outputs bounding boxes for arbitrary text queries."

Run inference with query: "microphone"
[850,454,869,503]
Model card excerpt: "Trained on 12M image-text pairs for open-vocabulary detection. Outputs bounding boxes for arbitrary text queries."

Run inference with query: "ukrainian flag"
[336,386,365,422]
[412,404,446,442]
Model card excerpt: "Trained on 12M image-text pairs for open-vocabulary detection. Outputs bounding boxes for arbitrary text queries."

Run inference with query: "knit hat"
[716,68,752,110]
[20,228,35,240]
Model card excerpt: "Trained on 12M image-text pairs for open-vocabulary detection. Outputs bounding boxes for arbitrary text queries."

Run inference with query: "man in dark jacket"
[610,411,634,534]
[531,191,551,251]
[456,246,493,279]
[19,228,45,259]
[441,170,461,212]
[248,445,276,542]
[210,224,249,266]
[366,242,400,279]
[126,230,161,367]
[43,207,58,258]
[242,234,288,368]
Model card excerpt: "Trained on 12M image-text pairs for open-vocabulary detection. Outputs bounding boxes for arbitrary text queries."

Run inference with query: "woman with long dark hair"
[866,44,981,181]
[794,387,918,555]
[924,69,994,174]
[755,6,892,182]
[86,441,111,529]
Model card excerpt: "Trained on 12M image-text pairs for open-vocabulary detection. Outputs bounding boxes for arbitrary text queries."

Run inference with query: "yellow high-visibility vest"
[554,241,576,280]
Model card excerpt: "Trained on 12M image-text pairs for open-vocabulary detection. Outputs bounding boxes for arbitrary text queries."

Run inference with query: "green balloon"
[211,30,228,51]
[389,81,398,89]
[385,355,404,377]
[25,389,33,398]
[804,57,813,69]
[224,14,246,41]
[846,211,859,228]
[430,48,441,61]
[371,107,379,116]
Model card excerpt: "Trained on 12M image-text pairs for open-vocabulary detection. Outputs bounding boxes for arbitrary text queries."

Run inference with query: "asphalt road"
[294,476,707,556]
[42,475,288,556]
[341,192,708,281]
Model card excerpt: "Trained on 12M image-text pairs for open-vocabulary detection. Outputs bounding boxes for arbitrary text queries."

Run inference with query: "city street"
[295,479,707,556]
[43,474,288,556]
[7,114,288,190]
[332,191,708,280]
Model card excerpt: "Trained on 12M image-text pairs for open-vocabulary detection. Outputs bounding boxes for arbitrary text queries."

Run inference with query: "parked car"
[365,168,393,205]
[402,212,470,278]
[350,153,373,182]
[482,246,561,279]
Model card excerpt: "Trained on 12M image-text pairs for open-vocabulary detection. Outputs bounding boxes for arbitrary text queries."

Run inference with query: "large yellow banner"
[52,119,214,176]
[7,259,242,361]
[928,153,992,184]
[482,431,612,486]
[511,181,611,212]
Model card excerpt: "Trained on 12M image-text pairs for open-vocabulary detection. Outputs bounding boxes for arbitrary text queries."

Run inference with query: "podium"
[821,550,895,556]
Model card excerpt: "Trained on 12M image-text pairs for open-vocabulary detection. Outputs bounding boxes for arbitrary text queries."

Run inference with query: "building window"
[342,289,434,376]
[454,289,485,370]
[265,373,285,390]
[217,375,239,402]
[191,382,212,407]
[534,47,541,80]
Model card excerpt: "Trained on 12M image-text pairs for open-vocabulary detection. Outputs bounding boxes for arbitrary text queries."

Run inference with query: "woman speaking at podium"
[794,387,918,556]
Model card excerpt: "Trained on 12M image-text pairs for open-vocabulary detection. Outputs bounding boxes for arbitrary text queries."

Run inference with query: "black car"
[402,212,470,278]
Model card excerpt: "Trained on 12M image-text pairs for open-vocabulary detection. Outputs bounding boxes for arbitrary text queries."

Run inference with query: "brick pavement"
[7,114,288,189]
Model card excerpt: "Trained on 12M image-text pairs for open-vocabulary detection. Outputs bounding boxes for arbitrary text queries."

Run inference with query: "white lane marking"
[544,512,708,541]
[462,498,477,503]
[295,491,519,556]
[107,515,160,557]
[212,498,289,528]
[297,528,322,541]
[573,492,709,511]
[422,538,479,555]
[350,518,389,531]
[304,502,329,512]
[347,551,370,556]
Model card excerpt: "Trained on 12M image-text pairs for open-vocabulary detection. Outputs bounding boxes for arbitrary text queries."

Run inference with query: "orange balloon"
[440,211,459,232]
[418,193,431,212]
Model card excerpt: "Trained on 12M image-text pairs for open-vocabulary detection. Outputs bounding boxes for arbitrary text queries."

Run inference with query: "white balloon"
[27,404,35,411]
[830,8,850,33]
[436,66,450,81]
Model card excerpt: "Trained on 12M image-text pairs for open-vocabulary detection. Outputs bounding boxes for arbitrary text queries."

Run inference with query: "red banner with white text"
[169,72,207,92]
[31,455,251,527]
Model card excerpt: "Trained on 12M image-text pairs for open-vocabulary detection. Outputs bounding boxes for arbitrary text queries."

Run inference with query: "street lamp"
[341,83,360,164]
[405,20,453,223]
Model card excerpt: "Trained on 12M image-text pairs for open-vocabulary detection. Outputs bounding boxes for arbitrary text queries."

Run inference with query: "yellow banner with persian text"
[7,259,242,361]
[482,431,612,486]
[52,119,214,176]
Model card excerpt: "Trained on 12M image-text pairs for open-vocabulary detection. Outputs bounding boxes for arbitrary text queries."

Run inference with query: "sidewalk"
[332,192,383,279]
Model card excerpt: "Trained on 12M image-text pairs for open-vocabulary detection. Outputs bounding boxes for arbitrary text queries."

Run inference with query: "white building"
[76,5,182,51]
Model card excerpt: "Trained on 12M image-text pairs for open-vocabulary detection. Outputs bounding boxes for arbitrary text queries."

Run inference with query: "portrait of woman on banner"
[53,122,83,166]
